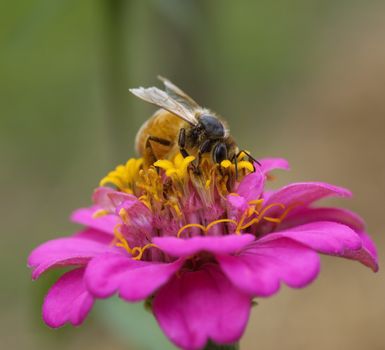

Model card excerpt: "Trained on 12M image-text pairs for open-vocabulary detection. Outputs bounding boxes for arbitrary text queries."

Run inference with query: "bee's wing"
[158,76,200,109]
[129,86,198,125]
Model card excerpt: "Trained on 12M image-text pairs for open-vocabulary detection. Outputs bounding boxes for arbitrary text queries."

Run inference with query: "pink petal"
[42,268,94,328]
[116,196,153,235]
[261,221,361,256]
[217,238,320,296]
[93,187,137,212]
[259,157,290,174]
[92,187,120,212]
[343,230,378,272]
[153,264,251,350]
[74,228,113,245]
[70,206,118,235]
[263,182,352,217]
[85,253,183,301]
[280,207,365,232]
[278,208,378,272]
[236,166,264,201]
[153,234,255,258]
[28,236,112,279]
[227,194,249,218]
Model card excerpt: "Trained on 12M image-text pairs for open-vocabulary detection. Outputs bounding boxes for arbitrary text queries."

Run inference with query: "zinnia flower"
[28,154,378,350]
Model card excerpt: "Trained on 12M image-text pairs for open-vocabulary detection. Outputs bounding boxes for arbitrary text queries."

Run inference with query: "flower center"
[101,153,254,219]
[98,153,274,261]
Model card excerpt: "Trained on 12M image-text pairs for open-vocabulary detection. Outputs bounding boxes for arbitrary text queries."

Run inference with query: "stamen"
[172,204,182,218]
[119,207,129,223]
[112,223,160,261]
[132,243,159,261]
[92,209,109,219]
[113,224,133,254]
[257,202,286,218]
[138,195,152,210]
[205,219,238,232]
[220,175,229,194]
[236,210,250,234]
[177,224,206,238]
[177,219,238,238]
[248,199,264,206]
[263,217,282,223]
[237,202,285,232]
[279,202,302,221]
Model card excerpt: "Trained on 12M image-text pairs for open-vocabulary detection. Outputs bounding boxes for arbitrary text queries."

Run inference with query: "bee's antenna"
[237,150,261,167]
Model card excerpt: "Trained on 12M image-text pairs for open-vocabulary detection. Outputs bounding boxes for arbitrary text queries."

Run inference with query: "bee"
[130,76,257,173]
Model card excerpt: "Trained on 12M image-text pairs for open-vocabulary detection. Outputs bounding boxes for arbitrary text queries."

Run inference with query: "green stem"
[203,341,239,350]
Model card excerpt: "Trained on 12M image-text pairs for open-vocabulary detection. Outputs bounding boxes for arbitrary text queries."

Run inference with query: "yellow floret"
[99,158,144,193]
[154,153,195,181]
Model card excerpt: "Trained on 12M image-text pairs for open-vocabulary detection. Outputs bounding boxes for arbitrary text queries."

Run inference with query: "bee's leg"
[148,136,172,147]
[193,140,212,175]
[197,140,212,164]
[233,155,239,179]
[178,128,190,158]
[145,136,172,166]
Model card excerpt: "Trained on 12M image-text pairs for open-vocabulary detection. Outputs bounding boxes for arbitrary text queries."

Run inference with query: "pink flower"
[28,155,378,350]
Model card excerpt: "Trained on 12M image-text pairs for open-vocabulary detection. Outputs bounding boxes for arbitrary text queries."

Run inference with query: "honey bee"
[130,76,257,172]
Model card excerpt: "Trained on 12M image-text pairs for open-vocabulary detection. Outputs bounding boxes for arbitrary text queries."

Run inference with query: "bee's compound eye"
[213,143,228,163]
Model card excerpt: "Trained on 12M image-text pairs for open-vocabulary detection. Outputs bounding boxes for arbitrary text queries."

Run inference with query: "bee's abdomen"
[135,109,185,161]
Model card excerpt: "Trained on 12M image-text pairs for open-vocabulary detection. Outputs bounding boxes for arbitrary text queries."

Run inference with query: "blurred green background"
[1,0,384,349]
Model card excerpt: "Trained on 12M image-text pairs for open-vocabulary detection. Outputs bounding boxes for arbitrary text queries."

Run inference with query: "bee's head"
[198,114,225,139]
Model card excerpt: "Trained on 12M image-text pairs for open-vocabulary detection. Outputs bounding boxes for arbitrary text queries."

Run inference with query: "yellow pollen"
[220,160,232,168]
[220,159,254,173]
[237,161,254,172]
